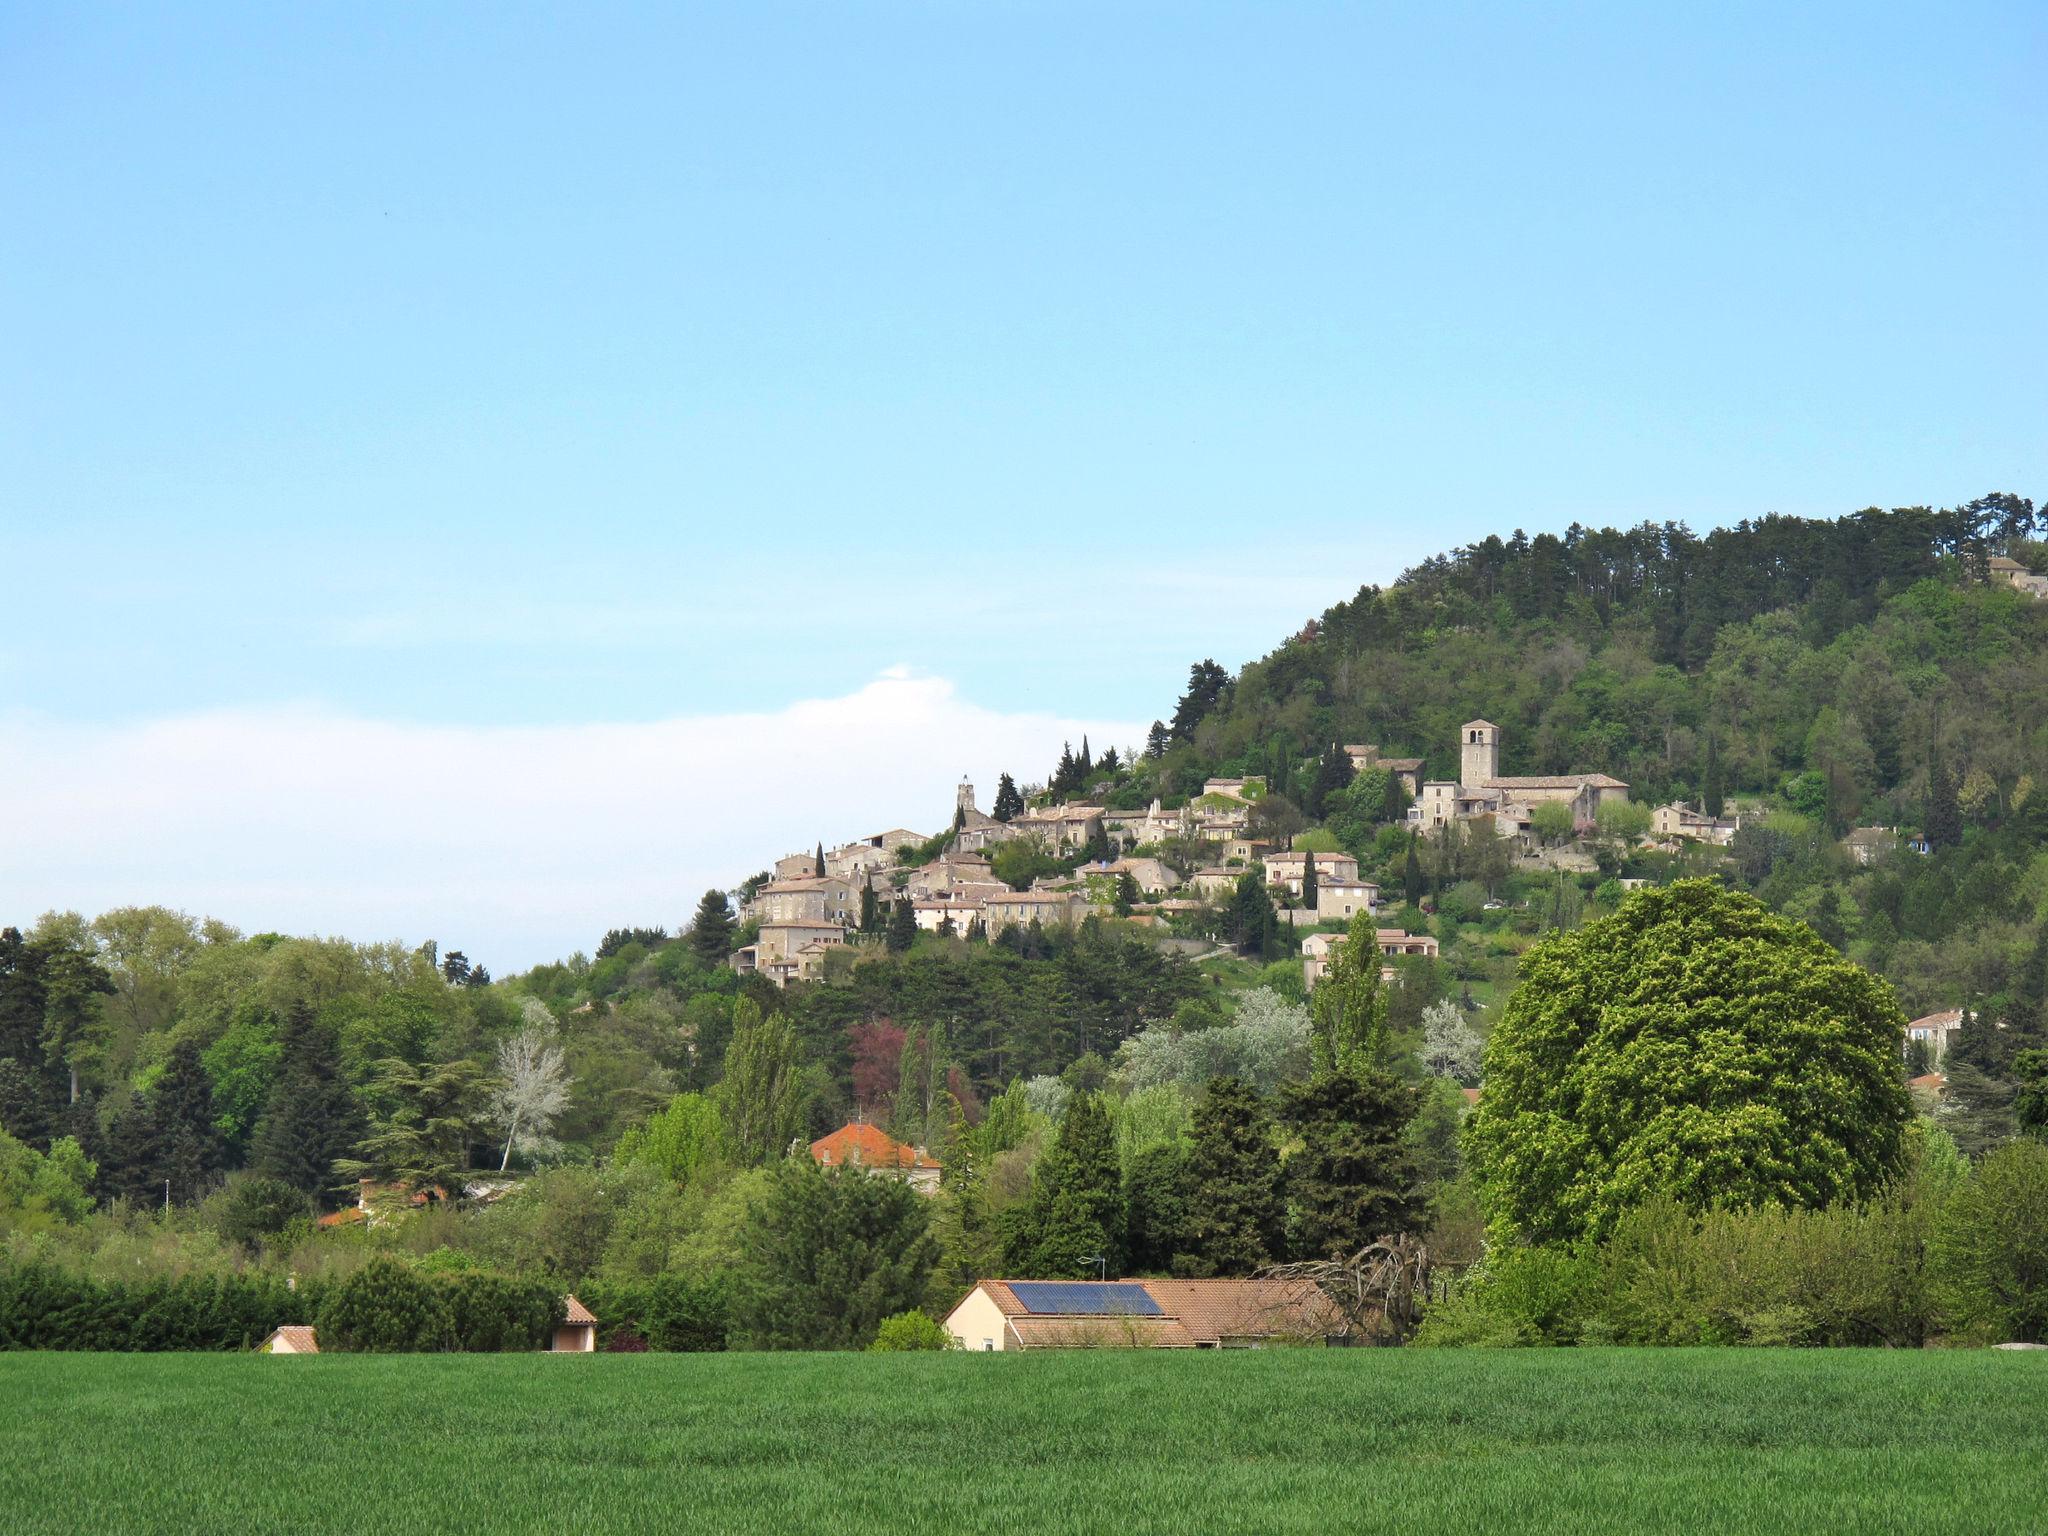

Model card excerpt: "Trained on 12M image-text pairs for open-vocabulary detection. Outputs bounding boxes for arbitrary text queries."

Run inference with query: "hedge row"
[579,1273,731,1352]
[0,1260,561,1352]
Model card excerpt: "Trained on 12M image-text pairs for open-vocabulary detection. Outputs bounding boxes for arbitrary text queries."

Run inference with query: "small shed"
[553,1294,598,1353]
[261,1326,319,1354]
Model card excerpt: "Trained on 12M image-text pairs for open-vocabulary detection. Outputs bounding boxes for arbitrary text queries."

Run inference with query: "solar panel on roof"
[1008,1281,1161,1316]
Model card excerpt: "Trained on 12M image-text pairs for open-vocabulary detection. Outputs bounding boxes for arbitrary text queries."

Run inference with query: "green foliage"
[688,891,736,965]
[1468,881,1912,1243]
[1931,1137,2048,1343]
[1002,1091,1124,1277]
[0,1265,301,1350]
[215,1174,312,1250]
[0,1131,96,1229]
[1121,1141,1194,1274]
[730,1159,938,1350]
[1180,1077,1285,1276]
[1309,913,1387,1076]
[615,1092,725,1187]
[1280,1068,1426,1259]
[336,1056,487,1196]
[717,1001,809,1165]
[318,1257,457,1352]
[869,1309,951,1351]
[991,837,1063,892]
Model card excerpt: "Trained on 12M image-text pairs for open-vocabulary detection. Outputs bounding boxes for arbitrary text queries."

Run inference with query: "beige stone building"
[1989,555,2048,599]
[1413,720,1629,834]
[1303,928,1439,989]
[1651,802,1740,847]
[983,889,1089,935]
[1313,878,1381,920]
[1343,745,1425,799]
[1261,849,1360,897]
[1010,802,1107,852]
[748,875,857,926]
[1190,866,1249,900]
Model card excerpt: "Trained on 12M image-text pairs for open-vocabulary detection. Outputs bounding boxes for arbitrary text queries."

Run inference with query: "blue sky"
[3,2,2044,961]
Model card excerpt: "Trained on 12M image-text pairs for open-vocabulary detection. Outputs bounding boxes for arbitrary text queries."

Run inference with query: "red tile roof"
[265,1326,319,1353]
[809,1122,941,1171]
[1007,1316,1197,1349]
[562,1294,597,1325]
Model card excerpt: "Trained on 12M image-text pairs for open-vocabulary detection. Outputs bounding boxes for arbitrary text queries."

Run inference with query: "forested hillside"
[5,494,2047,1351]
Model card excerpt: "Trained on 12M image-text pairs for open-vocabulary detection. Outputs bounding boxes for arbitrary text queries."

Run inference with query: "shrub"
[318,1256,456,1352]
[216,1176,314,1251]
[1932,1137,2048,1343]
[870,1310,952,1351]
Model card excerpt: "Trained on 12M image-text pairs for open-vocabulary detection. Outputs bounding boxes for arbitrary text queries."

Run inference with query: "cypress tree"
[858,885,881,935]
[992,773,1024,822]
[1925,743,1962,850]
[886,900,917,954]
[1309,744,1354,819]
[1077,736,1093,781]
[1702,732,1725,819]
[1002,1092,1124,1277]
[1279,1068,1427,1259]
[1144,721,1169,760]
[815,842,826,878]
[1403,833,1424,906]
[251,1006,365,1203]
[1300,849,1319,914]
[688,890,736,964]
[1114,872,1141,917]
[1181,1077,1286,1275]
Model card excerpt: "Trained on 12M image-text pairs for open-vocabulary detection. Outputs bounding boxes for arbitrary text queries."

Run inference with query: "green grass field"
[1,1349,2042,1534]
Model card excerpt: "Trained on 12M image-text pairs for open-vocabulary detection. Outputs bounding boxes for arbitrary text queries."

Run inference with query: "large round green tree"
[1467,880,1909,1243]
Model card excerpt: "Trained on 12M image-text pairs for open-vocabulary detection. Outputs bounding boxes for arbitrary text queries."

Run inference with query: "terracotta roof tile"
[809,1122,942,1171]
[562,1294,597,1325]
[266,1326,319,1353]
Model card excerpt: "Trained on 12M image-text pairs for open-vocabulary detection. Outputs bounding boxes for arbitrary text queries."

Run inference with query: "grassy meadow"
[0,1348,2042,1534]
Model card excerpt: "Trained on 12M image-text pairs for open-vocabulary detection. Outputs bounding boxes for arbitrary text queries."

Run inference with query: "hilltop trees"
[688,891,735,964]
[249,1006,363,1200]
[992,773,1025,822]
[1466,881,1911,1244]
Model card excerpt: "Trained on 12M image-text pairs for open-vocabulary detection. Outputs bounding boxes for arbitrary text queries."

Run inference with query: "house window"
[983,1339,995,1351]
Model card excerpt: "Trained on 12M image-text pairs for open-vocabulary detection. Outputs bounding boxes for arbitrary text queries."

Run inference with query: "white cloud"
[0,674,1146,972]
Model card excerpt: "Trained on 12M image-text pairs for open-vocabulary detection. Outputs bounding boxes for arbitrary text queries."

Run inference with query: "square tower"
[1460,720,1500,787]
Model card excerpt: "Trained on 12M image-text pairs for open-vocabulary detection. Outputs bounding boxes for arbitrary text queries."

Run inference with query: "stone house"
[1261,849,1360,897]
[1313,878,1381,920]
[1651,802,1740,846]
[1201,777,1266,802]
[1905,1009,1969,1063]
[1343,745,1426,799]
[1080,856,1179,896]
[1989,555,2048,599]
[983,889,1089,935]
[1102,799,1193,848]
[1412,720,1629,834]
[1303,928,1439,990]
[748,876,857,926]
[1190,866,1249,900]
[913,898,987,934]
[1842,826,1899,866]
[1010,803,1107,852]
[773,852,821,880]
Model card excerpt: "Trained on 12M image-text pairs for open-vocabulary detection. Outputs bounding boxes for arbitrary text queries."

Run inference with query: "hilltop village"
[725,718,1678,991]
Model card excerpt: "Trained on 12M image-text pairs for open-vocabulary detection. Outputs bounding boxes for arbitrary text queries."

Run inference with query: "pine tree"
[1181,1078,1286,1275]
[1144,721,1170,760]
[154,1040,226,1205]
[1300,849,1319,914]
[250,1005,365,1202]
[886,900,917,954]
[1002,1092,1124,1277]
[688,890,736,964]
[1114,873,1141,917]
[1702,732,1725,819]
[1279,1068,1427,1259]
[1122,1143,1194,1274]
[1099,746,1121,775]
[1169,660,1229,742]
[1809,886,1846,950]
[992,773,1024,822]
